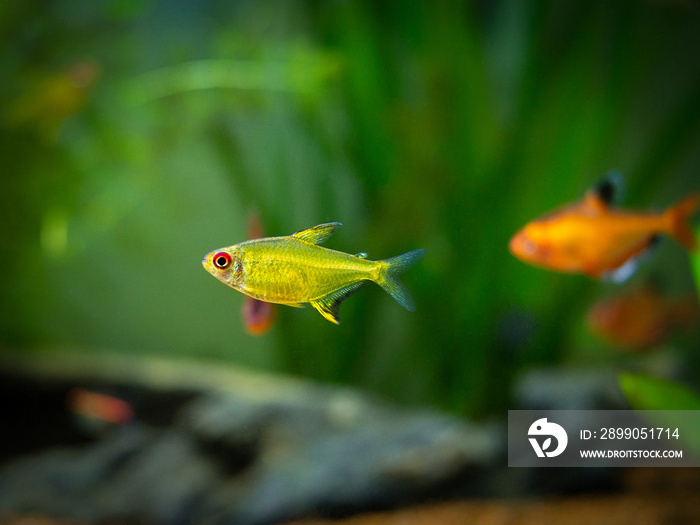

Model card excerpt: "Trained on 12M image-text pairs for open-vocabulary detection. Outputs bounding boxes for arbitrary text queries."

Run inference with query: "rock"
[513,367,627,410]
[176,386,503,524]
[0,426,222,524]
[196,409,502,525]
[0,357,504,525]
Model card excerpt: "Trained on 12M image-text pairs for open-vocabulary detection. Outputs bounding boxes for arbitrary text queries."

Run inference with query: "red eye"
[213,251,232,269]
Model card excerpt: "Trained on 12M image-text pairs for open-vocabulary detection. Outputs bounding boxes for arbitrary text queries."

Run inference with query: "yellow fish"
[202,222,426,324]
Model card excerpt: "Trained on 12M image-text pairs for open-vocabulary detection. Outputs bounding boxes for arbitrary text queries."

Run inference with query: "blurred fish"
[242,213,276,335]
[242,295,276,335]
[587,285,699,351]
[203,222,426,324]
[66,388,134,425]
[509,177,699,281]
[6,60,100,141]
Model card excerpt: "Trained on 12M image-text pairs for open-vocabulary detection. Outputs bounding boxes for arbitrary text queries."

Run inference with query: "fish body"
[203,222,425,324]
[509,181,699,280]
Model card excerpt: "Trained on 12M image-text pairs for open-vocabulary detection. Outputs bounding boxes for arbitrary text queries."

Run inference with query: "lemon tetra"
[202,222,425,324]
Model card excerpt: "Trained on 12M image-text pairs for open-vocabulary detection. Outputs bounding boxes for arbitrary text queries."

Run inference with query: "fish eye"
[213,252,232,269]
[523,239,537,255]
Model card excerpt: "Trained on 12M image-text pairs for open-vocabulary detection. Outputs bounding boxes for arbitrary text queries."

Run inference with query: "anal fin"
[602,238,659,284]
[602,257,640,284]
[311,281,365,324]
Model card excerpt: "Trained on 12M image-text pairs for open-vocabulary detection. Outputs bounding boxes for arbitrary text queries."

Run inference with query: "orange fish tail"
[664,193,700,252]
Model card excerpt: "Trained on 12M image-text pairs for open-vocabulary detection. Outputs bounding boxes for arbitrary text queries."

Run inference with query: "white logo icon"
[528,418,568,457]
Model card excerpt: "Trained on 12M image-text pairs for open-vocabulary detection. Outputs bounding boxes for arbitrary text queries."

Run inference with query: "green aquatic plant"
[619,372,700,455]
[2,1,700,417]
[120,52,341,105]
[620,372,700,411]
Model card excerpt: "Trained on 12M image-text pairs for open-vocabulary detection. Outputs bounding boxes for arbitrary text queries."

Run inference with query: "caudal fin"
[376,249,426,311]
[665,193,700,252]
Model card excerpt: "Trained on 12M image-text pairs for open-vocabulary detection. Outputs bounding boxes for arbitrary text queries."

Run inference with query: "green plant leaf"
[619,372,700,455]
[619,372,700,411]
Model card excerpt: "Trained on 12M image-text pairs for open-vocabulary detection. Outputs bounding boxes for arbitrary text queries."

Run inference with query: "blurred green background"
[2,0,700,418]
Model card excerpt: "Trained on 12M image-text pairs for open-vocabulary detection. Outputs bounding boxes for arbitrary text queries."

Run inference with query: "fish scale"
[241,237,375,303]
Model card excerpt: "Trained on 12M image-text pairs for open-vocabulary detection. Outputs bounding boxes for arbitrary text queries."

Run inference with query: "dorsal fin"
[582,191,608,214]
[594,177,616,205]
[582,171,625,214]
[292,222,342,245]
[594,170,625,205]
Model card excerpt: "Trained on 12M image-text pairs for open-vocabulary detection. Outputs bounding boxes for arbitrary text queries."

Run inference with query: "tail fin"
[664,193,700,251]
[376,249,426,311]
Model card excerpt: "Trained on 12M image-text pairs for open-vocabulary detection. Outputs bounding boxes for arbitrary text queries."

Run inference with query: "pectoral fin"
[311,281,365,324]
[292,223,342,245]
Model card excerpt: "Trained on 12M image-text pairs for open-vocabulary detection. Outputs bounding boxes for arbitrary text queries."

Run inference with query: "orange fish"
[587,285,699,351]
[66,388,134,425]
[242,294,276,335]
[509,179,699,281]
[242,212,276,335]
